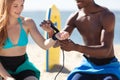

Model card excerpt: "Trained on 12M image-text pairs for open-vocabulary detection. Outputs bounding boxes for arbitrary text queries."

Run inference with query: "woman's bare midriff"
[0,46,26,57]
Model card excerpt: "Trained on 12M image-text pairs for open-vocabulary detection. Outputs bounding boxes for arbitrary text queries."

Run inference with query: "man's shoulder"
[69,11,79,17]
[100,8,115,30]
[67,11,79,21]
[100,7,114,16]
[102,9,115,20]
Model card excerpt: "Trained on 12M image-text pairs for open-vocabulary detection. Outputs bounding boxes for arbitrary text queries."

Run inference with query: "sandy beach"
[26,44,120,80]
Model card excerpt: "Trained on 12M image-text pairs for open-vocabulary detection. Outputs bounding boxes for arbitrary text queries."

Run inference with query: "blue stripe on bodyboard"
[46,8,51,72]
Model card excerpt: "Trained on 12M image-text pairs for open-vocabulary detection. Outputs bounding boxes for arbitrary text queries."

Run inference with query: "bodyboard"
[45,4,61,72]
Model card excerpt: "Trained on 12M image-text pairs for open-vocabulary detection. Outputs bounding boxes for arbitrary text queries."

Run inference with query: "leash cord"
[54,50,65,80]
[49,21,65,80]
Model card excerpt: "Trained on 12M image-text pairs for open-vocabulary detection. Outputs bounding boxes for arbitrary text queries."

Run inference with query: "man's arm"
[60,11,115,58]
[79,11,115,58]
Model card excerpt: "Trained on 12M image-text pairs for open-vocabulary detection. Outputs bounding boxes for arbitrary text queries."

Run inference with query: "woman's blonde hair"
[0,0,15,47]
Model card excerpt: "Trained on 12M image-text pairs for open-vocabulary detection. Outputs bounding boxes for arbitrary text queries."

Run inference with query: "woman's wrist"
[52,33,58,41]
[48,30,54,38]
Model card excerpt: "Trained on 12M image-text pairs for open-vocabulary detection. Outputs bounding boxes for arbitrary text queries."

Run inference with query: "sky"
[23,0,120,11]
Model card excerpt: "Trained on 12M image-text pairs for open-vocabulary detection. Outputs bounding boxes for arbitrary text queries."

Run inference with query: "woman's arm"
[25,18,69,50]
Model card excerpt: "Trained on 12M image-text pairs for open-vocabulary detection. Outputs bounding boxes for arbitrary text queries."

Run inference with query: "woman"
[0,0,69,80]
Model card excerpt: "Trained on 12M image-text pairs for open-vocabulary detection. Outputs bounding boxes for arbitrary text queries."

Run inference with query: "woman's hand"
[56,31,69,40]
[40,20,53,32]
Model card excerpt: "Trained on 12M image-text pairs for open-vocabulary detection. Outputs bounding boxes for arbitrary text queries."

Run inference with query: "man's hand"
[59,39,76,51]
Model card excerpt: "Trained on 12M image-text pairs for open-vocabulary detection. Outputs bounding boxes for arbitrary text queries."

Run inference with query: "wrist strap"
[52,33,58,40]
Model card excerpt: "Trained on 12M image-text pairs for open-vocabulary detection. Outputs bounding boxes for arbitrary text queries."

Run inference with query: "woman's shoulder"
[20,16,35,24]
[19,16,37,33]
[19,16,36,27]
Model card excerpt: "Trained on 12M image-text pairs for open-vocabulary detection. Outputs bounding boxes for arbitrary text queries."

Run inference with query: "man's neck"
[81,4,101,15]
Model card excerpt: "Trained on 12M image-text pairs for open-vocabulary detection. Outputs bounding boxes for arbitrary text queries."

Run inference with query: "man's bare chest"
[75,14,102,31]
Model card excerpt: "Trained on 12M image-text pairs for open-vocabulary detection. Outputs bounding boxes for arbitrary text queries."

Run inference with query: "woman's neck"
[8,17,18,25]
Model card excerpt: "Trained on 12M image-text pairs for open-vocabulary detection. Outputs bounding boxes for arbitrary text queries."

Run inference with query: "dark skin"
[40,0,115,59]
[59,0,115,59]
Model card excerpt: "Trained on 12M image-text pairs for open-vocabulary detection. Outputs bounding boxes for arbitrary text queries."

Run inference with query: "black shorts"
[0,54,39,80]
[83,55,115,65]
[11,70,36,80]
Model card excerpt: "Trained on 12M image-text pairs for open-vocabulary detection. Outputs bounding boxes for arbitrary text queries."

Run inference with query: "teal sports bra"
[3,18,28,49]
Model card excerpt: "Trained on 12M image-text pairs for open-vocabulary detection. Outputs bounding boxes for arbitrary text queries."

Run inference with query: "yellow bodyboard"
[45,4,61,71]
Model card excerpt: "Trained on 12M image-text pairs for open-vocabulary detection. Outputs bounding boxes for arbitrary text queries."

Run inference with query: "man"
[59,0,120,80]
[41,0,120,80]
